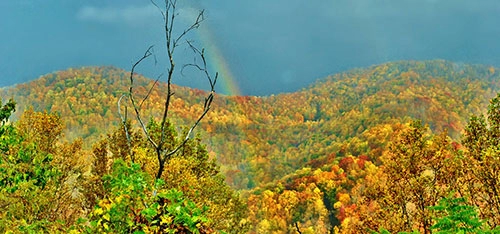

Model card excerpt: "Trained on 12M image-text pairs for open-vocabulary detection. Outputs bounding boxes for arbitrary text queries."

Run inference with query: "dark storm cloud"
[1,0,499,95]
[200,0,500,95]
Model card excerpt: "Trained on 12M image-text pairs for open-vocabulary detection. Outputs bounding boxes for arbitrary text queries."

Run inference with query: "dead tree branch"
[127,46,159,151]
[117,94,134,161]
[139,73,163,109]
[295,222,302,234]
[123,0,216,179]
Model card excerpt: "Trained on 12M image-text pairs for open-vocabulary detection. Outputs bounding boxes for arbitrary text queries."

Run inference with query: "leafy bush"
[84,159,212,233]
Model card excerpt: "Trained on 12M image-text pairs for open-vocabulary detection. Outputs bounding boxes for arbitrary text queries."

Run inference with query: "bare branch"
[160,92,213,166]
[173,10,205,49]
[128,46,159,150]
[123,0,217,180]
[118,94,136,162]
[295,222,302,234]
[139,73,164,109]
[159,39,218,173]
[150,0,165,21]
[117,95,130,136]
[130,45,154,86]
[183,40,217,87]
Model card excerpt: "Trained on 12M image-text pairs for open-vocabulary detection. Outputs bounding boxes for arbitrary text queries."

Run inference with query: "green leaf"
[141,207,157,219]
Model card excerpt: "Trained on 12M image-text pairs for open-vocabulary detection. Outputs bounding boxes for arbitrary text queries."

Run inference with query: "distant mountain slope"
[1,60,499,189]
[0,66,210,145]
[204,60,500,188]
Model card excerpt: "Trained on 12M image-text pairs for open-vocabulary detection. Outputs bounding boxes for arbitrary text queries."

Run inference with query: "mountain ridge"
[1,60,499,190]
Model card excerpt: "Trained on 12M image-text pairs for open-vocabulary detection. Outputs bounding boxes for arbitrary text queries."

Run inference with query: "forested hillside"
[2,60,499,189]
[1,60,500,233]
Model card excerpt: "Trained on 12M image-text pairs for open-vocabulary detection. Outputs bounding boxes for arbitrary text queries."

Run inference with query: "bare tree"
[118,0,217,179]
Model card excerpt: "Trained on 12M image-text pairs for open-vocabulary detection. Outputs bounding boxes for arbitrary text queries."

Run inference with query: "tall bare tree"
[118,0,217,179]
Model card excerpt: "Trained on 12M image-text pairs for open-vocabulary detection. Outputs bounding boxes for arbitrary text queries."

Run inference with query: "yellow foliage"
[313,187,321,195]
[338,193,350,204]
[334,201,343,209]
[94,208,104,215]
[161,216,173,225]
[257,219,271,233]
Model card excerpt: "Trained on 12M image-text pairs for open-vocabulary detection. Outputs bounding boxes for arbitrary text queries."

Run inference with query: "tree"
[342,121,462,233]
[0,105,86,232]
[462,92,500,227]
[98,1,249,232]
[430,194,484,234]
[85,125,249,232]
[0,98,15,127]
[380,121,462,233]
[119,0,217,180]
[83,159,213,234]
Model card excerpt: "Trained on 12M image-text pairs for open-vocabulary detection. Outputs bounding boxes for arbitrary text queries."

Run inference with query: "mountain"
[1,60,499,191]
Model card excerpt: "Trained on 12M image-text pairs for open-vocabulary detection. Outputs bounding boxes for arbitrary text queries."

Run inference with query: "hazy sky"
[1,0,499,95]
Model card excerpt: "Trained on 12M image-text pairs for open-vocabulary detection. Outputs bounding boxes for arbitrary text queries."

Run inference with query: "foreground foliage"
[0,99,248,233]
[84,160,213,233]
[0,104,85,232]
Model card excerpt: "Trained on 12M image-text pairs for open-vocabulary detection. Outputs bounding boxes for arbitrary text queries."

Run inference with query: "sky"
[1,0,500,96]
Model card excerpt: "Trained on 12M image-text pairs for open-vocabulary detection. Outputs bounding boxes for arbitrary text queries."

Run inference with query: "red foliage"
[339,157,355,171]
[451,141,462,151]
[356,158,366,169]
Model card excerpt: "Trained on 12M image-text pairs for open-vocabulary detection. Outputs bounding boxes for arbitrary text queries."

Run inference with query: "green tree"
[430,194,484,234]
[82,159,213,233]
[0,103,85,232]
[462,92,500,227]
[0,98,15,127]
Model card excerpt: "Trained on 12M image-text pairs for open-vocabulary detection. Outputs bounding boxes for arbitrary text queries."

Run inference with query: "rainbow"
[196,24,242,96]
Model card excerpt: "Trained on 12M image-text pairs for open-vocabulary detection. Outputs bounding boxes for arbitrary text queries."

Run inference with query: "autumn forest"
[1,1,500,233]
[1,58,500,233]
